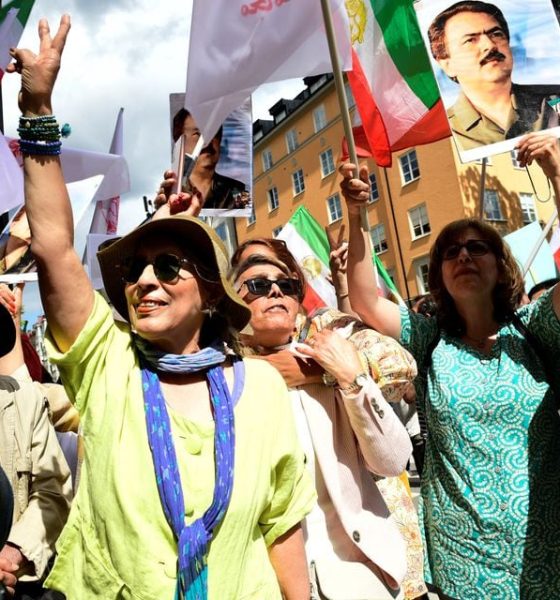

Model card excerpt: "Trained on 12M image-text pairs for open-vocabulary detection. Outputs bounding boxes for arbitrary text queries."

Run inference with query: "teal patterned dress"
[400,289,560,599]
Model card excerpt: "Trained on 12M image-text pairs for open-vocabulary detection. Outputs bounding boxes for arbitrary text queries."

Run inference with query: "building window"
[313,105,327,132]
[254,130,263,143]
[267,187,279,212]
[510,149,523,169]
[273,225,283,237]
[400,150,420,184]
[262,149,273,171]
[408,204,431,239]
[327,193,343,223]
[344,82,355,108]
[519,193,537,224]
[414,256,430,295]
[275,109,286,124]
[368,173,379,203]
[286,129,299,153]
[247,206,256,226]
[292,169,305,196]
[370,224,388,254]
[320,148,335,177]
[483,189,503,221]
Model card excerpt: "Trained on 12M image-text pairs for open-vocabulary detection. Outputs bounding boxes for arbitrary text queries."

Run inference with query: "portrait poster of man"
[169,93,253,217]
[415,0,560,163]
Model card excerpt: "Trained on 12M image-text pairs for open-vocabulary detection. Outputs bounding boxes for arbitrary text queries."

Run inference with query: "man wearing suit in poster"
[428,1,560,151]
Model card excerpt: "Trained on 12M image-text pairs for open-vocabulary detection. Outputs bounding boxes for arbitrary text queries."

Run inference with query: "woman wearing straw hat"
[7,15,315,600]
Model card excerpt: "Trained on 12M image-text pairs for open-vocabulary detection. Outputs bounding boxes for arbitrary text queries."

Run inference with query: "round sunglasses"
[239,277,302,297]
[442,239,492,261]
[121,253,195,284]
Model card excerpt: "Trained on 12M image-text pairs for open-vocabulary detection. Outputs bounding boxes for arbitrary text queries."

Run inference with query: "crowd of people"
[1,11,560,600]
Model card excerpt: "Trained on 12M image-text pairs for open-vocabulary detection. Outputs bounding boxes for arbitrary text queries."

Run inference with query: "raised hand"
[339,162,371,215]
[7,15,71,116]
[515,133,560,182]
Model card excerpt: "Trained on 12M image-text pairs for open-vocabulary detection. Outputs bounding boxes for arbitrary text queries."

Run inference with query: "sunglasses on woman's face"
[121,253,193,284]
[442,239,492,261]
[239,277,301,297]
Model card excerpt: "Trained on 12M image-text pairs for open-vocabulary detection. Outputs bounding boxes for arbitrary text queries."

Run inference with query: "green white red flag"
[0,0,35,81]
[277,206,402,314]
[345,0,450,167]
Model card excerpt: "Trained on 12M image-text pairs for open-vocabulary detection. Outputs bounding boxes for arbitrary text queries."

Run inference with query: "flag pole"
[320,0,369,232]
[522,208,558,276]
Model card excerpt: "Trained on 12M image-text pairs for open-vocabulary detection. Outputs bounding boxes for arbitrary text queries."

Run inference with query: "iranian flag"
[0,0,35,81]
[277,206,337,314]
[346,0,449,167]
[277,206,402,314]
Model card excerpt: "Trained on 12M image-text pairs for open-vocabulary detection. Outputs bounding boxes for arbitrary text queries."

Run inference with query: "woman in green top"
[7,15,315,600]
[338,136,560,599]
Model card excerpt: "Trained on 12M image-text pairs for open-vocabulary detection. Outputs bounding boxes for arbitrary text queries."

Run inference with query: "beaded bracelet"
[18,115,71,156]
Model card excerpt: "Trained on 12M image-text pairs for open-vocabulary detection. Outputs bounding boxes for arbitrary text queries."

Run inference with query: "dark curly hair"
[428,1,509,61]
[428,218,524,336]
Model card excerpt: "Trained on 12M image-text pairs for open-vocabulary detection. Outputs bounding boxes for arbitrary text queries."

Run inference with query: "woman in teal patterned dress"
[339,134,560,599]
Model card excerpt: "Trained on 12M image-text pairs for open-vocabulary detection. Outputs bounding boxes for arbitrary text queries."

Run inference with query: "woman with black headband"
[7,15,315,600]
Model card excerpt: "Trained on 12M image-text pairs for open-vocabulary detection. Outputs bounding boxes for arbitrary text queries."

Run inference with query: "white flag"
[0,136,23,213]
[185,0,351,141]
[88,107,125,234]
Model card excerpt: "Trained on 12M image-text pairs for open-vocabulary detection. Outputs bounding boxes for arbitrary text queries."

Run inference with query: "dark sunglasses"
[121,253,194,284]
[442,239,492,261]
[240,277,302,297]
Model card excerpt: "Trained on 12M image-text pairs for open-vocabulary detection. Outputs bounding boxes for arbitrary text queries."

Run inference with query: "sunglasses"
[240,277,302,297]
[442,239,492,261]
[121,253,194,284]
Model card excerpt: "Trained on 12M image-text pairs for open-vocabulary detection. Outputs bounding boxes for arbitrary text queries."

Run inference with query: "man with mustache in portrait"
[428,1,560,151]
[171,108,249,210]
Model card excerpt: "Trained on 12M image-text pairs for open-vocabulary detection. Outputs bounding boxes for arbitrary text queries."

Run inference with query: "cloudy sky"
[1,0,304,322]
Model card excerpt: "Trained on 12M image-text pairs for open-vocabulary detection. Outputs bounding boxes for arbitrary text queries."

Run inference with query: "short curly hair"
[428,1,509,61]
[428,218,525,336]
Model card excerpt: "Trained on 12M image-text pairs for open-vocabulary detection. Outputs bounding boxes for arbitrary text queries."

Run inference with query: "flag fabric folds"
[88,108,125,234]
[549,226,560,272]
[277,206,338,314]
[185,0,351,143]
[345,0,450,167]
[0,136,24,213]
[277,206,402,314]
[0,0,34,81]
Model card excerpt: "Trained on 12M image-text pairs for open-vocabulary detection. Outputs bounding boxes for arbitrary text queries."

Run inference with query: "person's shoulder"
[512,82,560,99]
[242,356,286,381]
[213,171,246,193]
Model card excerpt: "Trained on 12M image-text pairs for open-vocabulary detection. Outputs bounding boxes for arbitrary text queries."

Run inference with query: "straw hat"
[97,215,251,332]
[0,303,16,358]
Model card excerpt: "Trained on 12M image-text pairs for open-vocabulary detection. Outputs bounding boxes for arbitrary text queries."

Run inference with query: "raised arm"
[515,133,560,319]
[339,163,402,339]
[7,16,94,353]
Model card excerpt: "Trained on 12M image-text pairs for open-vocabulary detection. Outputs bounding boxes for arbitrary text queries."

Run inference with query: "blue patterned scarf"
[136,338,235,600]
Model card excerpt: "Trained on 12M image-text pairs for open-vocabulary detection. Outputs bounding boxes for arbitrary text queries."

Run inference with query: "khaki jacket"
[0,376,72,580]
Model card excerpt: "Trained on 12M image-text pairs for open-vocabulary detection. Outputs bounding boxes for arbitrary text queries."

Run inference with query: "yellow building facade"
[236,75,556,300]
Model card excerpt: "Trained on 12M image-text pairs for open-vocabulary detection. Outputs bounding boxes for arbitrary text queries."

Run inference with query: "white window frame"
[262,149,273,171]
[313,104,327,132]
[286,129,299,153]
[247,205,256,226]
[327,193,343,224]
[414,256,430,295]
[370,224,388,254]
[320,148,335,178]
[483,189,503,221]
[344,82,355,108]
[400,150,420,184]
[519,192,537,224]
[292,169,305,196]
[510,149,523,169]
[408,204,431,239]
[267,186,279,212]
